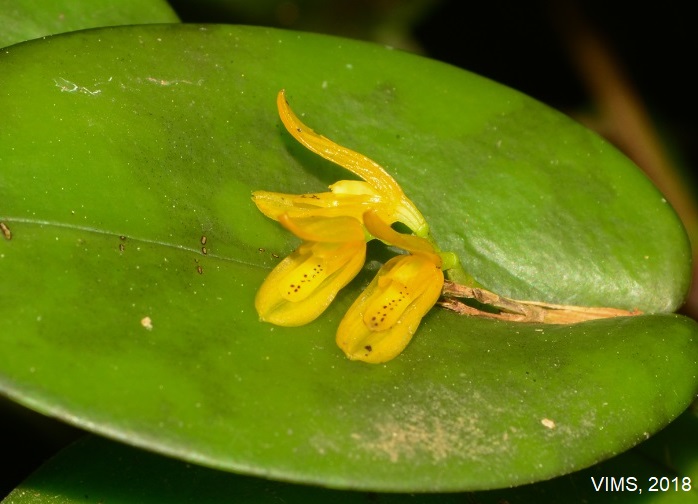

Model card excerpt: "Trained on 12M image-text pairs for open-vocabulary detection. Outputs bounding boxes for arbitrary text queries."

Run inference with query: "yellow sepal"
[278,213,365,243]
[255,215,366,326]
[252,190,374,222]
[277,89,402,197]
[276,89,429,236]
[336,254,444,363]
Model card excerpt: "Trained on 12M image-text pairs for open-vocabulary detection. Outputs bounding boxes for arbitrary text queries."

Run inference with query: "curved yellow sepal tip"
[277,90,401,197]
[336,254,444,363]
[276,90,429,236]
[255,215,366,326]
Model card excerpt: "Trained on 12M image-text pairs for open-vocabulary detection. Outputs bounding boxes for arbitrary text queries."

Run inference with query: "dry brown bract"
[439,281,642,324]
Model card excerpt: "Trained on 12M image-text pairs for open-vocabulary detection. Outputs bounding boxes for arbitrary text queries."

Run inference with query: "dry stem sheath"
[439,281,642,324]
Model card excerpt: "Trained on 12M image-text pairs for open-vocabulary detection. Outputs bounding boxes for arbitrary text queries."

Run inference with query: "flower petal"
[255,216,366,326]
[363,210,442,267]
[278,214,365,243]
[252,190,373,222]
[336,254,444,363]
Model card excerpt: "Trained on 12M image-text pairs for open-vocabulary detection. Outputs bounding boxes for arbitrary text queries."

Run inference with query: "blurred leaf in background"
[167,0,437,52]
[0,0,179,47]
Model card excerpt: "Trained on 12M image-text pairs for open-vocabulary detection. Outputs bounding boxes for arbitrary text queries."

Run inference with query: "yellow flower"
[252,90,429,236]
[253,91,448,363]
[255,214,366,326]
[336,210,445,363]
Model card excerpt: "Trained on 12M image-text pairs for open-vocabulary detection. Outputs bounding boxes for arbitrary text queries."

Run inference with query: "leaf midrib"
[1,216,266,269]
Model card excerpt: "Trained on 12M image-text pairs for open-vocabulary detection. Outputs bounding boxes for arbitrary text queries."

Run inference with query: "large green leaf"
[0,0,179,48]
[0,25,696,491]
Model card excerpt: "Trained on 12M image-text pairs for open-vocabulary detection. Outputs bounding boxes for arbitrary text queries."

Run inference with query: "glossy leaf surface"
[0,25,696,491]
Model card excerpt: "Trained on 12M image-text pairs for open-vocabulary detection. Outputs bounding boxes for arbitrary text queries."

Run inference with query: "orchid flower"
[253,91,445,363]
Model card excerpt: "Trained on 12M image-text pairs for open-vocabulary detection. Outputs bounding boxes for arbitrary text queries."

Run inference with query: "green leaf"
[4,433,698,503]
[1,25,696,492]
[0,0,179,49]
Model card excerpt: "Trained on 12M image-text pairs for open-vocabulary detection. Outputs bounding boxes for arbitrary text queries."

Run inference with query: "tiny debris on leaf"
[140,316,153,331]
[1,222,12,240]
[541,418,556,429]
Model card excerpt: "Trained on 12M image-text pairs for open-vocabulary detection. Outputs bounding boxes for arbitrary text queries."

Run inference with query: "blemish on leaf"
[0,222,11,240]
[343,386,512,464]
[197,265,203,275]
[54,77,104,96]
[119,243,125,252]
[201,235,207,245]
[145,77,201,86]
[201,246,207,255]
